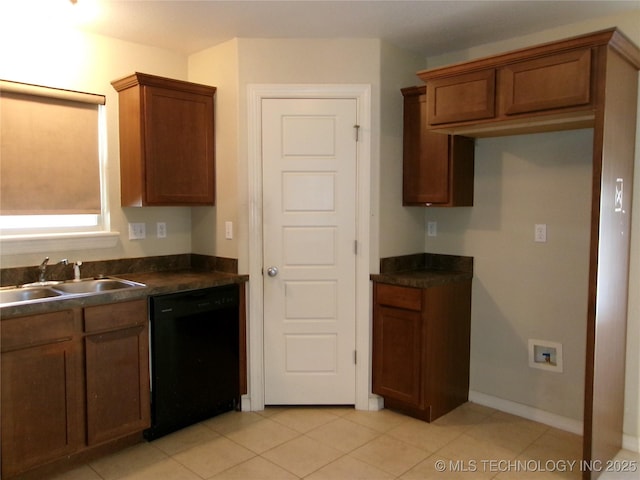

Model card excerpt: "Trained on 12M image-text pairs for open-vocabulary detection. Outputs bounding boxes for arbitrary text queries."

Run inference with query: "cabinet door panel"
[372,305,423,407]
[402,86,475,206]
[85,323,150,445]
[500,48,592,115]
[403,88,449,204]
[143,85,215,205]
[427,69,495,125]
[1,341,82,478]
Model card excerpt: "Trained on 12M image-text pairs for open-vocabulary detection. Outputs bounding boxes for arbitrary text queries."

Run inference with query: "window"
[0,80,117,253]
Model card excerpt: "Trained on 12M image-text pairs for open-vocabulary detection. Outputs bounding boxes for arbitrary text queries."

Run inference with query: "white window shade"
[0,80,105,215]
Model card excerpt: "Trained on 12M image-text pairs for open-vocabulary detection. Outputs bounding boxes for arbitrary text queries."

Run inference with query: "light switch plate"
[128,222,146,240]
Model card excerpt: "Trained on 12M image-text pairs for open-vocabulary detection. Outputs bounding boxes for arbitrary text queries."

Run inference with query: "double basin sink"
[0,277,146,308]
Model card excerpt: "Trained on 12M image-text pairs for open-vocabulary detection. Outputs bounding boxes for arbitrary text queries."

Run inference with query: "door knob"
[266,266,279,277]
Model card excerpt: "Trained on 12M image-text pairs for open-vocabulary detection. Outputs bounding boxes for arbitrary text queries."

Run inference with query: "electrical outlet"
[534,224,547,243]
[157,222,167,238]
[427,221,437,237]
[128,223,146,240]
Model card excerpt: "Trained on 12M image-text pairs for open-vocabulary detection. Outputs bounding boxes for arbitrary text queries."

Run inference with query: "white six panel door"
[262,98,357,405]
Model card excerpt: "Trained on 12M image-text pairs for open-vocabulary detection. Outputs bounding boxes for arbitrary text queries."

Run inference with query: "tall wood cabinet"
[402,86,474,206]
[111,73,216,206]
[416,28,640,479]
[372,281,472,421]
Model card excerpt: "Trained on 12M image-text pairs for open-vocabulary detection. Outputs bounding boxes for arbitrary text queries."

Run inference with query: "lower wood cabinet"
[1,310,84,479]
[372,281,472,421]
[84,300,150,446]
[0,300,150,479]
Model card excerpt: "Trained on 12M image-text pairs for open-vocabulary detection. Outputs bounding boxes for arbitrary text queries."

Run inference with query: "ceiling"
[72,1,639,56]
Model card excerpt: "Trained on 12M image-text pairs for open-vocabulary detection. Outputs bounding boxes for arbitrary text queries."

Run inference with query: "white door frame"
[246,84,373,411]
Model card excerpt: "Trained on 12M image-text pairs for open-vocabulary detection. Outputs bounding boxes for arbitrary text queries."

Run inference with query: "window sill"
[0,231,120,255]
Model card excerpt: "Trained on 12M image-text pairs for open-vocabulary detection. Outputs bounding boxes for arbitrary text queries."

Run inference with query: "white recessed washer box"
[528,339,563,373]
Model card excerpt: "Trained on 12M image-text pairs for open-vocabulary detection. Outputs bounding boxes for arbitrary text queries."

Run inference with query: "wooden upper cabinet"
[416,30,622,135]
[112,73,216,206]
[426,69,496,126]
[499,48,592,116]
[402,86,474,206]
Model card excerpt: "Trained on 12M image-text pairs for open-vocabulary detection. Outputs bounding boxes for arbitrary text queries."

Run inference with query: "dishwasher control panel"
[151,284,239,319]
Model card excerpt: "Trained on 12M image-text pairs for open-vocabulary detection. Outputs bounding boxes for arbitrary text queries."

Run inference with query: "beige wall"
[424,130,592,421]
[189,40,240,259]
[423,11,640,445]
[0,24,194,268]
[188,38,426,273]
[378,42,428,262]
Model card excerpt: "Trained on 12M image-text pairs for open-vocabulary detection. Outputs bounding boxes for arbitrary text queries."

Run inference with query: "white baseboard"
[623,434,640,453]
[468,391,640,453]
[241,395,253,412]
[468,390,583,435]
[368,394,384,411]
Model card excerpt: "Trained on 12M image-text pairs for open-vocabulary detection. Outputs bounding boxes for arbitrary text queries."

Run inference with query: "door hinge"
[354,350,357,364]
[354,240,358,255]
[354,124,360,142]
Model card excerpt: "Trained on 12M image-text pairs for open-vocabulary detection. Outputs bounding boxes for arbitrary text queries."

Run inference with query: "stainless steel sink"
[0,277,146,307]
[52,278,143,294]
[0,287,64,305]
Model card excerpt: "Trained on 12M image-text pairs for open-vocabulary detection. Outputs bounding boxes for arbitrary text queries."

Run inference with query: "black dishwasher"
[144,284,240,440]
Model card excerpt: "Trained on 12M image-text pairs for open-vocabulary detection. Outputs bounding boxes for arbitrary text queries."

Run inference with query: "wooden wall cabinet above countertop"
[401,86,474,207]
[417,28,639,137]
[111,73,216,207]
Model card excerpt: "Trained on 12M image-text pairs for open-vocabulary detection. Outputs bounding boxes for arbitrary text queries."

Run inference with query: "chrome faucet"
[37,257,50,283]
[38,257,68,283]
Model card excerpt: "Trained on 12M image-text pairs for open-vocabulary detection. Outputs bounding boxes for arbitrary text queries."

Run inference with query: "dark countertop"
[0,270,249,320]
[370,252,473,289]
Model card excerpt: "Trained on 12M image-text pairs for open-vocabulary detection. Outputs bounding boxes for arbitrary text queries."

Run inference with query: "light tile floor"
[50,403,640,480]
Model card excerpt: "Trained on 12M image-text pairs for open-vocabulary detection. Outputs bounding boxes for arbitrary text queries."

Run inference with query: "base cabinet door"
[85,300,150,446]
[0,311,83,479]
[372,305,423,408]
